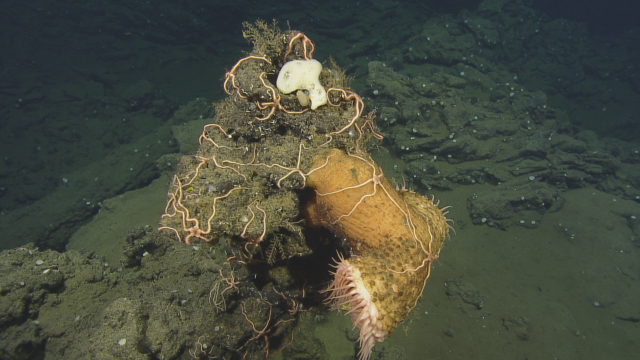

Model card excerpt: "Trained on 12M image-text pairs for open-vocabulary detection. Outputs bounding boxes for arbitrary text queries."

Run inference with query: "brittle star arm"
[199,123,237,148]
[202,186,249,235]
[240,200,267,243]
[326,88,364,136]
[283,32,315,61]
[223,56,271,96]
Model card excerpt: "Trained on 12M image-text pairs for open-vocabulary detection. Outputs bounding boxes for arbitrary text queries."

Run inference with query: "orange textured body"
[304,148,449,360]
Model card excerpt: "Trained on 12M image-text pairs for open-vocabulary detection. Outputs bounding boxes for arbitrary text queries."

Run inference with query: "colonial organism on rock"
[158,21,451,360]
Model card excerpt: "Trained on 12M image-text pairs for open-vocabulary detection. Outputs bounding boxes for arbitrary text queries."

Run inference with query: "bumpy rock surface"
[158,23,379,263]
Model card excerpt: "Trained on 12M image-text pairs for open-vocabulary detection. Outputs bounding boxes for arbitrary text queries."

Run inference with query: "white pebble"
[118,338,127,346]
[35,260,44,265]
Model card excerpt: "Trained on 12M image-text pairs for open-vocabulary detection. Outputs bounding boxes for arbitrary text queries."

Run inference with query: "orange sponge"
[304,148,450,360]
